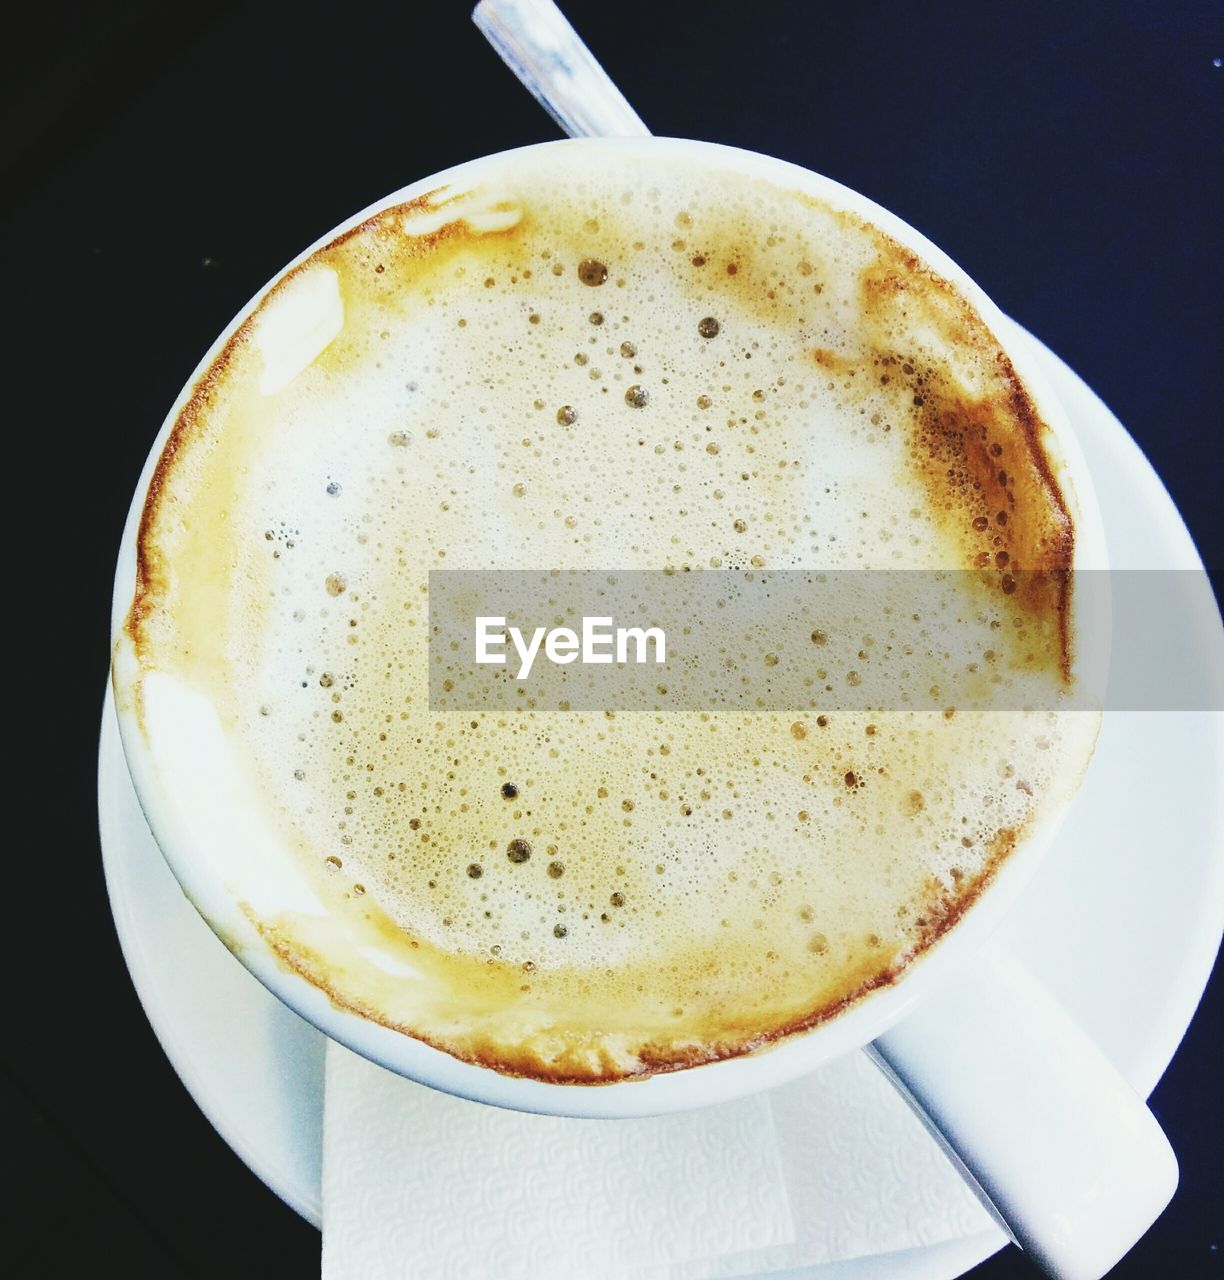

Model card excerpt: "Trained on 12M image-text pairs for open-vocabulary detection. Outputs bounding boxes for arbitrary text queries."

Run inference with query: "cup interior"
[110,136,1107,1116]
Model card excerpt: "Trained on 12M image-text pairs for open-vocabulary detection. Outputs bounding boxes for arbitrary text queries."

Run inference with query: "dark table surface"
[3,1,1220,1276]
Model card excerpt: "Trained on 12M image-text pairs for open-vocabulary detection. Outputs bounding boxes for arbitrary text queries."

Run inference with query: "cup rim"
[110,135,1107,1117]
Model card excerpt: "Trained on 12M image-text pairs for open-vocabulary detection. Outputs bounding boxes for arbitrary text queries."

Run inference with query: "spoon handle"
[472,0,651,140]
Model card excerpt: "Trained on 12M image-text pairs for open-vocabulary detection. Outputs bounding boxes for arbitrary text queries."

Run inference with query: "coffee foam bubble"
[126,146,1096,1080]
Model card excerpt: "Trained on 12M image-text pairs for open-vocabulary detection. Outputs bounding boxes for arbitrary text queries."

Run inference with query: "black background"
[2,1,1220,1276]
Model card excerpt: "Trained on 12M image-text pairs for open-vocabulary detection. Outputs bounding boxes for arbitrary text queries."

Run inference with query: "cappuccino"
[121,144,1096,1081]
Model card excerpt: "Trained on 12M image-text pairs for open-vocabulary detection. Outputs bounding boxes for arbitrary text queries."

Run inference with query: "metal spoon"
[472,0,650,139]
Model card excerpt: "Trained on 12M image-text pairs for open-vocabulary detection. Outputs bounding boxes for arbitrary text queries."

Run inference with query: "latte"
[120,143,1097,1081]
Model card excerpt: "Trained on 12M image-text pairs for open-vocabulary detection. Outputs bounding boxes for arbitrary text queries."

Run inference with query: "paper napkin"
[321,1041,993,1280]
[670,1051,993,1276]
[321,1042,794,1280]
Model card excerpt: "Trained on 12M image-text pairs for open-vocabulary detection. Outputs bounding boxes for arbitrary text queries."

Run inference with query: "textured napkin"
[321,1042,992,1280]
[322,1042,794,1280]
[670,1052,992,1277]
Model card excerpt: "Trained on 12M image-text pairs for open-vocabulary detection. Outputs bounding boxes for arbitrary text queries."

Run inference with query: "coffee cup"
[110,137,1174,1280]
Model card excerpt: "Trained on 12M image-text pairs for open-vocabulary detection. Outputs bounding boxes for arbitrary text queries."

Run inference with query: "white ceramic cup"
[110,138,1176,1280]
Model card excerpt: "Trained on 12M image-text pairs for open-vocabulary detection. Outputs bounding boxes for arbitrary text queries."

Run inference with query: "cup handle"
[868,938,1177,1280]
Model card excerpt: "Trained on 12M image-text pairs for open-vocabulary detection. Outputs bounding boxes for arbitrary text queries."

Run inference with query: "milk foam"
[126,146,1097,1079]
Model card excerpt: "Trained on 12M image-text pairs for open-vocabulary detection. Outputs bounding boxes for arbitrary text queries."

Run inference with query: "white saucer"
[98,319,1224,1280]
